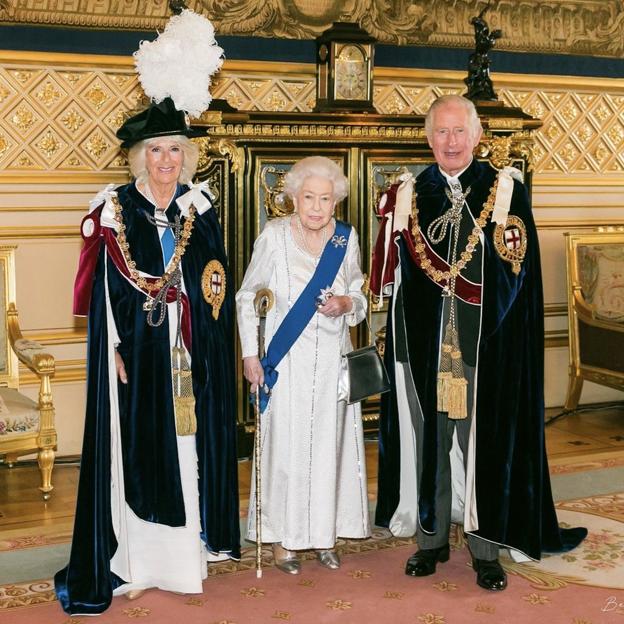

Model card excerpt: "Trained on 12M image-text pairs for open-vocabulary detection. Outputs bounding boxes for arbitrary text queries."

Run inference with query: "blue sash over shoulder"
[257,220,352,412]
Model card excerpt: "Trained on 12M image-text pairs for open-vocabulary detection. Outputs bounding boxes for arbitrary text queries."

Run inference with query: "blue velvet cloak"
[376,160,586,560]
[55,183,240,615]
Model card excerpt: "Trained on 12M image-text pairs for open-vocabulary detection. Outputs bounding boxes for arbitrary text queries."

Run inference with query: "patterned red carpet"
[2,493,624,624]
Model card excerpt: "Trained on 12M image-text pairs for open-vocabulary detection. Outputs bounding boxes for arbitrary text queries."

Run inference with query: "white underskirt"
[111,436,208,595]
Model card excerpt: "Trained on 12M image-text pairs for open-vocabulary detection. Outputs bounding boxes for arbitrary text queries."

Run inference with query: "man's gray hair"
[128,135,199,186]
[424,94,482,140]
[283,156,349,202]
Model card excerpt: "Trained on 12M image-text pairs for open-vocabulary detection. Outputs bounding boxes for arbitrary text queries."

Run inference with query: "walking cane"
[253,288,274,579]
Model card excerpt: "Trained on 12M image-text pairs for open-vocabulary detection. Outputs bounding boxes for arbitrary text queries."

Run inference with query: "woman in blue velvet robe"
[55,99,240,615]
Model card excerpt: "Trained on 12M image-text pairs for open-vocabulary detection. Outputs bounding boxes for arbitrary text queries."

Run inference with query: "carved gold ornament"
[493,215,527,275]
[10,105,35,133]
[0,133,8,159]
[34,80,63,109]
[196,137,241,172]
[201,259,226,321]
[260,166,294,218]
[6,1,624,58]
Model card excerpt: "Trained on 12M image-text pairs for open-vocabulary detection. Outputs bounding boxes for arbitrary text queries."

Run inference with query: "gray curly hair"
[283,156,349,202]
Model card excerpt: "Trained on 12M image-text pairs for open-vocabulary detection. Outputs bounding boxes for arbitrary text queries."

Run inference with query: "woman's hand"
[243,355,264,393]
[115,350,128,384]
[317,295,353,319]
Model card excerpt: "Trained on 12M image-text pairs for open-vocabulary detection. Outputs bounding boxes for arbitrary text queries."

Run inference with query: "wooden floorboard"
[1,404,622,538]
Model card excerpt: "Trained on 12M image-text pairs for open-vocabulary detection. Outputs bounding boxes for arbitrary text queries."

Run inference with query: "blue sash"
[256,220,352,412]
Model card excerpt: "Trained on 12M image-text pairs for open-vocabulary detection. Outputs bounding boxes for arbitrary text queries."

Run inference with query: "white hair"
[127,135,199,186]
[283,156,349,202]
[424,94,483,140]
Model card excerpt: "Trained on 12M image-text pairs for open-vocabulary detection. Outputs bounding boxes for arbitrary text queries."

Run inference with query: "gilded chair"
[564,230,624,410]
[0,245,57,499]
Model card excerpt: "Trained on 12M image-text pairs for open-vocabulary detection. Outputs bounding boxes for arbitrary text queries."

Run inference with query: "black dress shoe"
[405,544,450,577]
[472,558,507,591]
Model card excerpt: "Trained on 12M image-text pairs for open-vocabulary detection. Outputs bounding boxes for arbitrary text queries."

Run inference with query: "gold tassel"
[446,376,468,419]
[172,346,197,436]
[437,371,452,411]
[174,394,197,435]
[447,347,468,419]
[437,323,454,412]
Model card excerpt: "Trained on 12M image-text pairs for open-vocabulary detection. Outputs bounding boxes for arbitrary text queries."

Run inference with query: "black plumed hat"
[116,97,206,148]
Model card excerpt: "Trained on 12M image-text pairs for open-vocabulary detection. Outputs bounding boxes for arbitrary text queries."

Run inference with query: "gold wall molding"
[3,52,624,180]
[545,332,568,349]
[3,1,624,58]
[544,304,567,317]
[534,219,624,230]
[0,226,80,239]
[22,329,86,345]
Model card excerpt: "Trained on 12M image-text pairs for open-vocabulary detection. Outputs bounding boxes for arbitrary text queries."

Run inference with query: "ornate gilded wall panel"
[0,58,140,176]
[3,1,624,58]
[3,53,624,179]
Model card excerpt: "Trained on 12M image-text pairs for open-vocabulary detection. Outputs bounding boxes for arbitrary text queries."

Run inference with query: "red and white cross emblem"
[504,227,522,250]
[211,271,222,295]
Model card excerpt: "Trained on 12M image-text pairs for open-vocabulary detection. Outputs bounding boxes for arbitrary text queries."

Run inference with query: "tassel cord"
[435,186,470,419]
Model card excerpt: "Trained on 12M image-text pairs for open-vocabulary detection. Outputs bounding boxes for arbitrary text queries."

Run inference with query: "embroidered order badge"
[201,259,226,320]
[493,215,527,275]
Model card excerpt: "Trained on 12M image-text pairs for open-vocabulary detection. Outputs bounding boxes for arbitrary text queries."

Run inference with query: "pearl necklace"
[296,214,327,259]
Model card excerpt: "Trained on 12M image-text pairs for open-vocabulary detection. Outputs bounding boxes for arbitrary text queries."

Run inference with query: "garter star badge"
[201,259,226,320]
[494,215,527,275]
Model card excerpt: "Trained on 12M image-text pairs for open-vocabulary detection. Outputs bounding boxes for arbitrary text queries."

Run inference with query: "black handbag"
[343,344,391,405]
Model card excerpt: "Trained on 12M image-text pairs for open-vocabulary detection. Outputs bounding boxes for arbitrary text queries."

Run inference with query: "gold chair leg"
[564,374,583,411]
[37,447,55,501]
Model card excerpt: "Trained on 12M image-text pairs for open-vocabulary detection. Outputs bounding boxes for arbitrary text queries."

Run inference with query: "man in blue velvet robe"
[372,95,585,591]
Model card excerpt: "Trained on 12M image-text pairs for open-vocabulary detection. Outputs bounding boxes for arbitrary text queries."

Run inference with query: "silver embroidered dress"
[236,217,371,550]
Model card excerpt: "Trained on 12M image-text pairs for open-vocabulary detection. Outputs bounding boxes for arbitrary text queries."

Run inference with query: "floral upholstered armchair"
[564,231,624,410]
[0,246,57,499]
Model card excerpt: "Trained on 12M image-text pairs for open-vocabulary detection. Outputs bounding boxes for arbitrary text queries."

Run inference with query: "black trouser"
[416,365,498,561]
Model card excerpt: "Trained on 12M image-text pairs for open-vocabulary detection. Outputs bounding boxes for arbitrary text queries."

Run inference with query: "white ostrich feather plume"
[134,9,224,118]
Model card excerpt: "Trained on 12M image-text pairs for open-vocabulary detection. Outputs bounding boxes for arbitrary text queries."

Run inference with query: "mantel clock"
[314,22,376,113]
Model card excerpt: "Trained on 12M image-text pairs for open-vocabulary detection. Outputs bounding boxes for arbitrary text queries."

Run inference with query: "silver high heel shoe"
[272,543,301,575]
[316,549,340,569]
[125,589,147,600]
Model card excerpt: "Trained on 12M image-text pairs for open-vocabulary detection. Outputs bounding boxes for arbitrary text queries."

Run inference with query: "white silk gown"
[236,216,371,550]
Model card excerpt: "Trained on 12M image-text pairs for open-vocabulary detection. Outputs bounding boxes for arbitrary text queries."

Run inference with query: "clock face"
[334,44,368,101]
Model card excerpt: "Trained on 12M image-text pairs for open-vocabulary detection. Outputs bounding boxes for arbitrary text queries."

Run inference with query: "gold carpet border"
[0,581,56,610]
[2,53,624,180]
[3,0,624,59]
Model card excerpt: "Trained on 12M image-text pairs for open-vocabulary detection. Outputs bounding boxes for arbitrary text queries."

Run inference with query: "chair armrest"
[573,288,624,334]
[6,303,55,376]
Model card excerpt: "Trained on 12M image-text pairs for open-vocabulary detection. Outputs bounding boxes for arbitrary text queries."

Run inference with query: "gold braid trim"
[112,195,196,293]
[410,177,499,283]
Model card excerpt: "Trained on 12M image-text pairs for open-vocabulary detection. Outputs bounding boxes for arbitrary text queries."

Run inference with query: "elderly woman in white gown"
[236,156,371,574]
